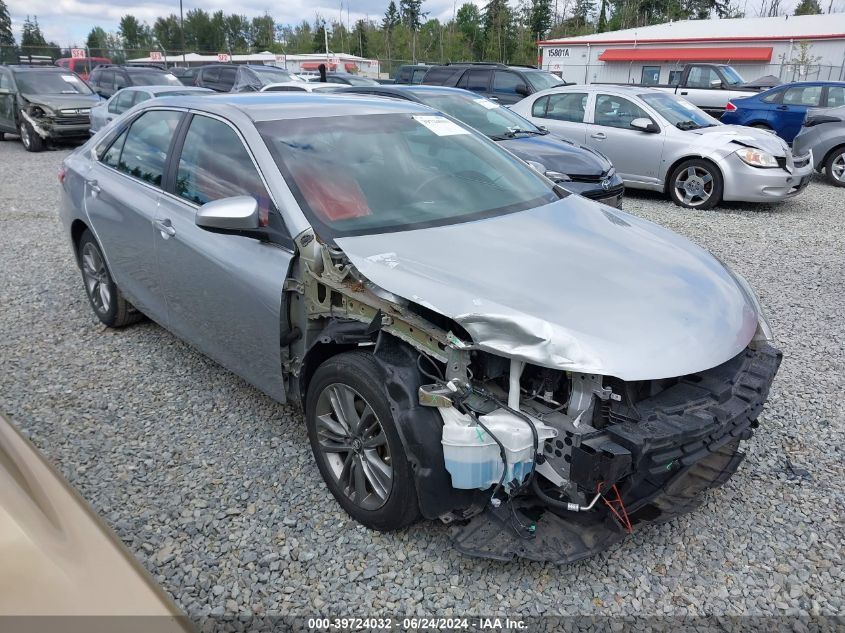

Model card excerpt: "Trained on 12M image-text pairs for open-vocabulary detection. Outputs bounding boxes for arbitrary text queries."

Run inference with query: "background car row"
[2,60,845,199]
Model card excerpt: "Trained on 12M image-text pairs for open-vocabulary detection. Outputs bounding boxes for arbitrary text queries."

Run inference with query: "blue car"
[721,81,845,143]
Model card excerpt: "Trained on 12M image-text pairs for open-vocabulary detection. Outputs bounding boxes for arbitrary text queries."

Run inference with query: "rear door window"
[114,110,183,187]
[109,90,136,114]
[98,70,115,90]
[421,66,454,85]
[761,89,783,104]
[782,85,822,106]
[531,96,549,117]
[114,71,128,90]
[464,70,492,92]
[544,92,588,122]
[218,67,237,91]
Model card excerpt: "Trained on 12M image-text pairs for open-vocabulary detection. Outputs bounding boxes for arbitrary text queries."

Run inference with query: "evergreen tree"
[482,0,515,62]
[400,0,427,60]
[312,18,327,54]
[354,20,369,57]
[224,15,251,51]
[0,0,15,62]
[794,0,821,14]
[85,26,109,57]
[119,15,143,50]
[596,0,608,31]
[383,1,401,29]
[528,0,553,39]
[251,13,275,51]
[152,15,182,52]
[456,3,483,58]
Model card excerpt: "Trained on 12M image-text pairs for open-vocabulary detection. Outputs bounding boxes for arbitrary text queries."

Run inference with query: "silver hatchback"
[511,85,814,209]
[59,93,781,563]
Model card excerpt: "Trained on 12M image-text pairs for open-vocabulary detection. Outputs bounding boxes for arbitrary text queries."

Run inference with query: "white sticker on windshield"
[61,75,81,83]
[474,98,499,110]
[412,115,469,136]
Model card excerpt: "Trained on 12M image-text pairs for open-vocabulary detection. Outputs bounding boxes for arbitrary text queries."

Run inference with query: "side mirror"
[515,83,530,97]
[630,117,660,133]
[196,196,260,234]
[710,78,724,89]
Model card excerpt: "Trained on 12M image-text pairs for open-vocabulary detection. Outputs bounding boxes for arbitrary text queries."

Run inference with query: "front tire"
[19,120,45,152]
[306,351,420,531]
[78,230,142,327]
[668,159,723,209]
[824,147,845,187]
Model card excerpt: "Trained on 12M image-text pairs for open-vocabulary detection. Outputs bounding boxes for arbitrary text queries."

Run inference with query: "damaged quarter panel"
[336,196,759,380]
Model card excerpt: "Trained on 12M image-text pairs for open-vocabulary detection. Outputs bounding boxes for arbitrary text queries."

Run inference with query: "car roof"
[8,65,68,72]
[344,85,472,99]
[149,92,436,122]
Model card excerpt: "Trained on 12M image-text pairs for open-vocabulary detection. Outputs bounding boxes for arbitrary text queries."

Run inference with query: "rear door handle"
[680,91,688,95]
[86,179,101,195]
[154,218,176,238]
[777,105,789,110]
[590,132,607,140]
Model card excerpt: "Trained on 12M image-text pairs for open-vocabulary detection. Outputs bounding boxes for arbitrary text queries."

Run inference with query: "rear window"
[130,71,182,86]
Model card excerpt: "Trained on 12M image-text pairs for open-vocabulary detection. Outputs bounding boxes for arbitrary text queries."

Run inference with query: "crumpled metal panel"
[336,195,758,380]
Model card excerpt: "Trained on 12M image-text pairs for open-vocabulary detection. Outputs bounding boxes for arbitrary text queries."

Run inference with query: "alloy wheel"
[19,123,31,149]
[832,153,845,182]
[674,166,714,207]
[81,242,112,314]
[314,383,393,511]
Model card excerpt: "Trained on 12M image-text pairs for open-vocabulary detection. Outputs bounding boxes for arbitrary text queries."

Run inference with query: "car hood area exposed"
[21,93,100,110]
[497,135,611,177]
[336,196,759,381]
[689,124,790,156]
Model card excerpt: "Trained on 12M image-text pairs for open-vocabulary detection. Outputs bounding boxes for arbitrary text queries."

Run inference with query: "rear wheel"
[751,123,773,132]
[78,230,143,327]
[824,147,845,187]
[306,351,419,531]
[668,159,723,209]
[19,120,45,152]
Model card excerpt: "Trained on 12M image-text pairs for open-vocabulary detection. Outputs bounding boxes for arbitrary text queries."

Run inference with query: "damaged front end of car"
[284,209,781,564]
[19,99,93,144]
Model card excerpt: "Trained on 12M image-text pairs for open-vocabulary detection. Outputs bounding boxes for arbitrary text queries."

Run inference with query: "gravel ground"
[1,137,843,621]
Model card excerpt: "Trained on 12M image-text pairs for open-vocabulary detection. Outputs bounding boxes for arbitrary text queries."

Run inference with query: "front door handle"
[590,132,607,140]
[155,218,176,238]
[86,179,101,195]
[777,105,789,110]
[680,91,689,95]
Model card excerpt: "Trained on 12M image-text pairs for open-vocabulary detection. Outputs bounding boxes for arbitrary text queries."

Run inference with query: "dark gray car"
[338,85,623,206]
[0,65,100,151]
[793,105,845,186]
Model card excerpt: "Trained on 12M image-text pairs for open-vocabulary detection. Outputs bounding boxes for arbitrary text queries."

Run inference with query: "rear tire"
[668,159,723,209]
[19,120,45,152]
[77,230,143,327]
[824,147,845,187]
[306,351,420,531]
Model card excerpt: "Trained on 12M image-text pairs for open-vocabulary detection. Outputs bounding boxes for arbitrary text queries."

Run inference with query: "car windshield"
[413,92,543,139]
[14,71,93,95]
[257,113,557,237]
[131,72,182,86]
[250,67,293,85]
[719,66,745,86]
[151,89,209,97]
[524,71,565,92]
[639,92,719,129]
[341,75,380,86]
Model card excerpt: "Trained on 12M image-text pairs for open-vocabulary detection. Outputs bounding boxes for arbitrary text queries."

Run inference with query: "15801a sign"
[546,48,571,58]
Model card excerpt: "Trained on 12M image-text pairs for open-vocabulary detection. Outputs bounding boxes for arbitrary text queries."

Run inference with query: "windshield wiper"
[676,120,701,131]
[504,127,546,138]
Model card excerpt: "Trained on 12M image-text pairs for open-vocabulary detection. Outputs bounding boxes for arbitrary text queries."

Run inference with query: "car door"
[773,84,823,142]
[83,109,185,322]
[586,93,664,185]
[0,68,15,133]
[490,70,525,105]
[528,91,589,143]
[154,113,293,402]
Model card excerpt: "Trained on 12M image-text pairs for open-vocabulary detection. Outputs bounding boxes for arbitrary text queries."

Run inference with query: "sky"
[6,0,830,48]
[6,0,468,46]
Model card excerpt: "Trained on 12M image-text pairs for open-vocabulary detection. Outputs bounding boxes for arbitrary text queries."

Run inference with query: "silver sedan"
[88,86,213,134]
[59,93,780,563]
[511,84,814,209]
